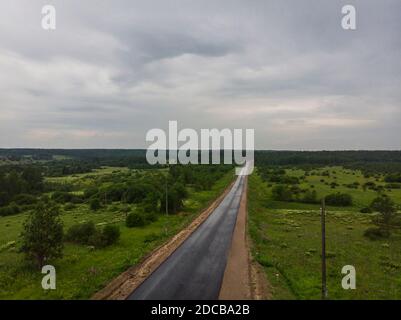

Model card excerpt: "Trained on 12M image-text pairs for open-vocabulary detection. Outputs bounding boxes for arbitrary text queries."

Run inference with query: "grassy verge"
[0,170,234,299]
[248,171,401,300]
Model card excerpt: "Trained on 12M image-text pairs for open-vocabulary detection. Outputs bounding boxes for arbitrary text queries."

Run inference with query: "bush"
[65,222,96,244]
[301,190,318,204]
[325,193,353,206]
[51,191,72,203]
[268,175,299,184]
[370,195,397,229]
[0,203,21,216]
[330,182,339,189]
[344,182,359,189]
[103,184,126,202]
[64,203,76,211]
[66,222,120,248]
[97,225,120,247]
[90,198,101,211]
[144,210,159,223]
[385,173,401,183]
[363,182,376,190]
[0,192,10,207]
[126,211,147,228]
[385,183,401,189]
[364,227,390,240]
[272,185,293,202]
[13,194,37,206]
[84,187,99,199]
[137,205,159,223]
[51,191,82,204]
[360,207,373,213]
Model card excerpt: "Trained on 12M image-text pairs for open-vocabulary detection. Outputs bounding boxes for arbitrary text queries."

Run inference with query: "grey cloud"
[0,0,400,149]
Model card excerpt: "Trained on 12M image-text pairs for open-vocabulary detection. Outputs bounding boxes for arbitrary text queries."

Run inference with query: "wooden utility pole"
[165,163,169,235]
[321,198,327,300]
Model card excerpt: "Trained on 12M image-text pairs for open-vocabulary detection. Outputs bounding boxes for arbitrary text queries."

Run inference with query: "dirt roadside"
[92,179,236,300]
[218,177,271,300]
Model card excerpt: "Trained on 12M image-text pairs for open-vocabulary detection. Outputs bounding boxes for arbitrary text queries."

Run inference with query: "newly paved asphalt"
[127,174,245,300]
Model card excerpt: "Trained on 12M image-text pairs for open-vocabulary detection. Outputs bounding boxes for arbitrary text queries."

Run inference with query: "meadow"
[248,167,401,300]
[0,167,234,299]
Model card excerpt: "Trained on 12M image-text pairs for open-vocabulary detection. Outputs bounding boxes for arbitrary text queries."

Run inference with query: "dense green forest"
[2,149,401,173]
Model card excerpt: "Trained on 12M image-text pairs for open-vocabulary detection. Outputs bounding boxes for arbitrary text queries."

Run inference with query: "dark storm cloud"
[0,0,400,149]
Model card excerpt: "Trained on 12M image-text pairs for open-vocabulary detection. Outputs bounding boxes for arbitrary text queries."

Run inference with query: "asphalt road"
[127,174,246,300]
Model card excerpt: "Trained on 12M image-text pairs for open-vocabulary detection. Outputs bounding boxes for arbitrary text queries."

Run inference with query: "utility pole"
[321,198,328,300]
[165,163,169,235]
[123,192,128,218]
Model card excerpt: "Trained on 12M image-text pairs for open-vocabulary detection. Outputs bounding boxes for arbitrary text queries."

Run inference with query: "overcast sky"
[0,0,400,150]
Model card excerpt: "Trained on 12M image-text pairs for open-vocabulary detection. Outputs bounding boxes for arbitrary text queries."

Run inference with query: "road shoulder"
[219,177,271,300]
[218,177,252,299]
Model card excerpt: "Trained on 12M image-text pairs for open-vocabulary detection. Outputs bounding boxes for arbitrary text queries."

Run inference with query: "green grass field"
[0,168,234,299]
[248,167,401,300]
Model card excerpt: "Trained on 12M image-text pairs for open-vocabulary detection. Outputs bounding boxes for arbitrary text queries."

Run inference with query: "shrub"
[344,182,359,189]
[64,203,76,211]
[144,210,159,223]
[104,184,126,202]
[364,227,390,240]
[363,182,376,190]
[330,182,339,189]
[84,187,99,199]
[51,191,82,204]
[70,195,84,204]
[385,173,401,183]
[13,194,37,205]
[360,207,373,213]
[272,185,293,202]
[325,193,353,206]
[268,175,299,184]
[65,222,96,244]
[66,222,120,248]
[126,211,147,228]
[137,205,159,223]
[98,225,120,247]
[51,191,72,203]
[90,198,101,211]
[301,190,318,204]
[390,215,401,227]
[0,192,10,207]
[0,203,21,216]
[385,183,401,189]
[370,195,397,228]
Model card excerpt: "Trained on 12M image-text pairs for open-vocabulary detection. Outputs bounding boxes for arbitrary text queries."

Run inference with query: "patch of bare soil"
[218,177,271,300]
[92,179,235,300]
[249,250,272,300]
